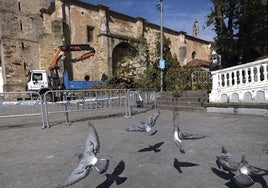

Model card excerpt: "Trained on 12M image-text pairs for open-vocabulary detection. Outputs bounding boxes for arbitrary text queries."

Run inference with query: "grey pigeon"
[126,110,160,135]
[173,111,185,154]
[233,155,254,187]
[58,123,109,187]
[172,111,206,140]
[216,146,240,174]
[238,155,268,177]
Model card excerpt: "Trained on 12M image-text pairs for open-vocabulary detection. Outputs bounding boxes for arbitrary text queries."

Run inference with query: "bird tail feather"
[94,159,109,174]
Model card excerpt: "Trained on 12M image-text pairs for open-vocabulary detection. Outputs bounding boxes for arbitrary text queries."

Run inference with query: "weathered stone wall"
[0,0,50,92]
[0,0,212,92]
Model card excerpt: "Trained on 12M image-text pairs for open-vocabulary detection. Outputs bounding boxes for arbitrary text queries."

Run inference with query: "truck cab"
[26,70,49,92]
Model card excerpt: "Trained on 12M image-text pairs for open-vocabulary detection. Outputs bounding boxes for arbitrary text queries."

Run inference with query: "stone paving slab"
[0,109,267,188]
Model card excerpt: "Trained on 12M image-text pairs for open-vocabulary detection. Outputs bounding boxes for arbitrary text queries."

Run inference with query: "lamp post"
[157,0,164,92]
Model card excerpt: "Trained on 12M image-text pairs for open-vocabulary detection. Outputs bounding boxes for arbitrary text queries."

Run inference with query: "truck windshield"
[32,73,43,81]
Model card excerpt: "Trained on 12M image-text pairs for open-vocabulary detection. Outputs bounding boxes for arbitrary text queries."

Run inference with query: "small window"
[87,26,94,42]
[179,47,186,59]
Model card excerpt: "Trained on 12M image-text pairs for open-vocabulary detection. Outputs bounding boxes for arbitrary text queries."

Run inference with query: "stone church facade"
[0,0,212,92]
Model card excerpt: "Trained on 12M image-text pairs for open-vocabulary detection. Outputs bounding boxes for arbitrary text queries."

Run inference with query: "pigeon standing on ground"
[233,155,254,187]
[58,123,109,187]
[126,110,160,135]
[215,146,240,174]
[233,155,268,187]
[173,111,185,154]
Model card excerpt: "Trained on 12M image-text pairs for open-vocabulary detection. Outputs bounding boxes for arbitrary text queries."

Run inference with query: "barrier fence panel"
[43,89,130,127]
[0,89,156,129]
[0,91,45,128]
[129,89,156,109]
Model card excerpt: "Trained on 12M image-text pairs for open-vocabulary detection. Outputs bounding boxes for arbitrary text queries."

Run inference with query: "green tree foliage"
[134,35,205,94]
[207,0,266,67]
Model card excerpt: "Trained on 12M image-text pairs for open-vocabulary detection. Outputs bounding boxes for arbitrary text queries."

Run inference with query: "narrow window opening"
[18,2,21,11]
[87,26,94,42]
[21,42,25,49]
[20,21,23,31]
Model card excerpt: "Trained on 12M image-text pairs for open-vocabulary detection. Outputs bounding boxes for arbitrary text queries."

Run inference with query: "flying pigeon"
[126,110,160,135]
[58,123,109,187]
[233,155,254,187]
[173,111,185,154]
[216,146,240,174]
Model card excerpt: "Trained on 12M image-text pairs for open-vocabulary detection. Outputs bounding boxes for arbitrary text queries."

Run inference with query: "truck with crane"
[26,44,106,101]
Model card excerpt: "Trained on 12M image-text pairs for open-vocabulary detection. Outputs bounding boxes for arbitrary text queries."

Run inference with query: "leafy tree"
[207,0,266,67]
[135,34,205,94]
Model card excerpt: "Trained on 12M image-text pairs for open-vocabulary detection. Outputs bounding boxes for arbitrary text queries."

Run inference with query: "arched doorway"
[112,42,137,75]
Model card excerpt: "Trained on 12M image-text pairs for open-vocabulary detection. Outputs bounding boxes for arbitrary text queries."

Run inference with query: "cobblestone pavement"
[0,109,267,188]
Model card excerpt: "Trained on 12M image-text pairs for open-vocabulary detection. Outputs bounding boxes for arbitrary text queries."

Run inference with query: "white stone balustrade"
[209,57,268,103]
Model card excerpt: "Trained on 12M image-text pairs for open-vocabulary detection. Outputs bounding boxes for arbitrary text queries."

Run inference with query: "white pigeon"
[173,111,185,154]
[126,110,160,135]
[58,123,109,187]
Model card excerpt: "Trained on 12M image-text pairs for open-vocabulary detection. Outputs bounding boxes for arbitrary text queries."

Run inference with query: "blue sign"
[159,59,165,69]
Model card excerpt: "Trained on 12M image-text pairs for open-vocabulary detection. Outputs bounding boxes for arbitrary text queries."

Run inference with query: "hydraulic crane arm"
[49,44,96,69]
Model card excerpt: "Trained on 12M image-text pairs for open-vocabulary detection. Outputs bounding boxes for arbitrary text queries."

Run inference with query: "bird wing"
[151,110,160,127]
[60,160,91,187]
[174,140,185,154]
[179,131,206,140]
[173,111,181,131]
[86,123,100,153]
[249,165,268,176]
[233,173,254,187]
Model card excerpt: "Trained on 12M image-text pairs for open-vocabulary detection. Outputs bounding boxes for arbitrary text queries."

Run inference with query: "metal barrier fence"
[43,89,156,128]
[0,91,45,128]
[0,89,156,129]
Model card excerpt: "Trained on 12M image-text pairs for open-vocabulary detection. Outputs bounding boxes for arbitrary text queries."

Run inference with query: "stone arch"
[230,93,239,103]
[254,90,265,103]
[112,42,137,75]
[220,94,228,103]
[243,92,253,103]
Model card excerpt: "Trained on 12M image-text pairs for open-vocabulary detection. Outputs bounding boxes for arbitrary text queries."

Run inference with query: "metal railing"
[43,88,156,128]
[0,89,156,129]
[0,91,45,128]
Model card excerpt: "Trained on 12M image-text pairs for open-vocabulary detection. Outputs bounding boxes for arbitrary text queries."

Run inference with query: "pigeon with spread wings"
[126,110,160,135]
[58,123,109,187]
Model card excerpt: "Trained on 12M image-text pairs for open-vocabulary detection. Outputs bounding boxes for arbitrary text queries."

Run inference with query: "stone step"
[156,104,206,112]
[155,90,208,112]
[157,100,202,107]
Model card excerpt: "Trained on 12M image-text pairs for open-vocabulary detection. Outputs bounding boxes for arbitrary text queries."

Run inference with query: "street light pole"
[156,0,164,92]
[160,0,163,92]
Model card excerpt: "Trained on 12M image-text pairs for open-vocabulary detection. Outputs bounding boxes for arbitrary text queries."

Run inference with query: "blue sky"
[82,0,216,41]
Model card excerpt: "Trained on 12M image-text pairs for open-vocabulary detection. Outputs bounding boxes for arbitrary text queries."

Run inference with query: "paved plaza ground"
[0,108,267,188]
